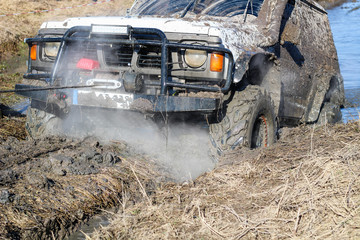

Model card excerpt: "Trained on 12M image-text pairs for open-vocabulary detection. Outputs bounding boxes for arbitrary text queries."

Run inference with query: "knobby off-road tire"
[26,106,63,139]
[209,85,277,157]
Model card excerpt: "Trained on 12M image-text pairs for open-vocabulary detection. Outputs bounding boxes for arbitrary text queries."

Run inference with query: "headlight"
[184,49,207,68]
[44,42,60,58]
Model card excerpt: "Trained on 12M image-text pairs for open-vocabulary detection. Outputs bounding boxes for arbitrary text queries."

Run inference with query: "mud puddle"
[0,114,214,239]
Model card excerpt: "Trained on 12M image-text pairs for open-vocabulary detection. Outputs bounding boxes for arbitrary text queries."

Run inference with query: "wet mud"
[0,135,167,239]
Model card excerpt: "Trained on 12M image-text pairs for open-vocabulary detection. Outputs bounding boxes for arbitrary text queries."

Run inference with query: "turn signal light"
[210,53,224,72]
[30,45,37,60]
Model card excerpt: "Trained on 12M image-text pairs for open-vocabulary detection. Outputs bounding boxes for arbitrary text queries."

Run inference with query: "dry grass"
[0,116,26,140]
[91,121,360,239]
[0,73,26,107]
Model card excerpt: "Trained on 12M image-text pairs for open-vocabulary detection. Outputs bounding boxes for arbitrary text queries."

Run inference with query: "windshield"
[130,0,265,18]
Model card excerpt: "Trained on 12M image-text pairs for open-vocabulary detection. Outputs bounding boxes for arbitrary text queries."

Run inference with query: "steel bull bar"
[19,26,234,113]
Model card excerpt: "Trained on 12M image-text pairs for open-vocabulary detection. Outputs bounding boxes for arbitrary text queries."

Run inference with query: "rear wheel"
[209,85,277,157]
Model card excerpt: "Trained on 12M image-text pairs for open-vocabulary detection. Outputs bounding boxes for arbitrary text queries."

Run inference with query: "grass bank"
[91,122,360,239]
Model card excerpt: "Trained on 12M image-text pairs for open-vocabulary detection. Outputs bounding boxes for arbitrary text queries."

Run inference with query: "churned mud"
[0,134,169,239]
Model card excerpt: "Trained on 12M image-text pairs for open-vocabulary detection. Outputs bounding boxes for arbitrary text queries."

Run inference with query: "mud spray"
[59,107,215,182]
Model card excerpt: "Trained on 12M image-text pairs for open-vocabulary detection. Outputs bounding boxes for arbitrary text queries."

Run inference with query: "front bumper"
[15,84,220,114]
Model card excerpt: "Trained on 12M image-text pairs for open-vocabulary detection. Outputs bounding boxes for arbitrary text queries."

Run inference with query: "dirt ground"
[0,119,359,239]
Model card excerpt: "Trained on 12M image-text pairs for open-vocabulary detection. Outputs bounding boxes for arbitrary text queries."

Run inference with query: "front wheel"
[209,85,277,157]
[26,106,63,139]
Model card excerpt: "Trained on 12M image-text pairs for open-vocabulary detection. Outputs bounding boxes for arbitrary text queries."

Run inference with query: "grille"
[103,45,133,67]
[138,54,161,68]
[138,46,161,68]
[103,45,163,69]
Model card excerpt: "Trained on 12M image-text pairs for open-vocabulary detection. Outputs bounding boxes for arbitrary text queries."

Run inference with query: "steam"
[51,38,215,182]
[60,107,215,182]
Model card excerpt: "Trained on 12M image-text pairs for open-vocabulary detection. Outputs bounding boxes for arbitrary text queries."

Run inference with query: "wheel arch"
[305,73,345,123]
[232,52,281,116]
[233,52,275,86]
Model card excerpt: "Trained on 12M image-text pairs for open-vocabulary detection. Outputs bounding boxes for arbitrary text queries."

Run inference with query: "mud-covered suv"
[17,0,344,156]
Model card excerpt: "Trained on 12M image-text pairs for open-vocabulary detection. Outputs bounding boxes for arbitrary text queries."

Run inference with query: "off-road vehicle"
[17,0,345,156]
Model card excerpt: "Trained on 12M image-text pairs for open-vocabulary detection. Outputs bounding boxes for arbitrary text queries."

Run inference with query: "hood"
[40,16,265,63]
[41,16,221,37]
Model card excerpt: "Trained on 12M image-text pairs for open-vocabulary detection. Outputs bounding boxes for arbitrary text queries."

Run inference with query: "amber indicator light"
[210,53,224,72]
[30,45,37,60]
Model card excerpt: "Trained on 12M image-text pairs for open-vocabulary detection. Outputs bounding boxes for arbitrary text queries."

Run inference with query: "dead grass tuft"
[0,116,26,140]
[91,121,360,239]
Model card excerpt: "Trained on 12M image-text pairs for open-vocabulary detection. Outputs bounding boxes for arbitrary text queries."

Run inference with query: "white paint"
[77,90,134,109]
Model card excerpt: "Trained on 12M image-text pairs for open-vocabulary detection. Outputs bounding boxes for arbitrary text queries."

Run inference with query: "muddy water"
[327,1,360,121]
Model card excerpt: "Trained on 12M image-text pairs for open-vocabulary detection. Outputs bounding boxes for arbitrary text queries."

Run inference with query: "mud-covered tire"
[26,106,63,139]
[209,85,277,157]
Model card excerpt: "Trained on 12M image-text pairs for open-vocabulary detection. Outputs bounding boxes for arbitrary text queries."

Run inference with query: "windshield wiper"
[180,0,199,18]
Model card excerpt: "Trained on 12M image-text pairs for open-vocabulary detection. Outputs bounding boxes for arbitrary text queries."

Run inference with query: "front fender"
[233,52,253,83]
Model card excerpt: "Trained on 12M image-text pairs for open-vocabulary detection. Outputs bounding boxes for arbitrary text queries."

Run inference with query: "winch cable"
[0,85,98,94]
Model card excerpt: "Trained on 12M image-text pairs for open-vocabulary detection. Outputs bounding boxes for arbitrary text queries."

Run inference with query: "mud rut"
[0,135,169,239]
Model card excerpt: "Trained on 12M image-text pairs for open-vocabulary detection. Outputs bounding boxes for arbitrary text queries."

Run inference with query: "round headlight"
[44,42,60,57]
[184,49,207,68]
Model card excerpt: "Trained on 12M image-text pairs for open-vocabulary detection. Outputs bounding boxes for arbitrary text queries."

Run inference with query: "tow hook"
[47,91,69,113]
